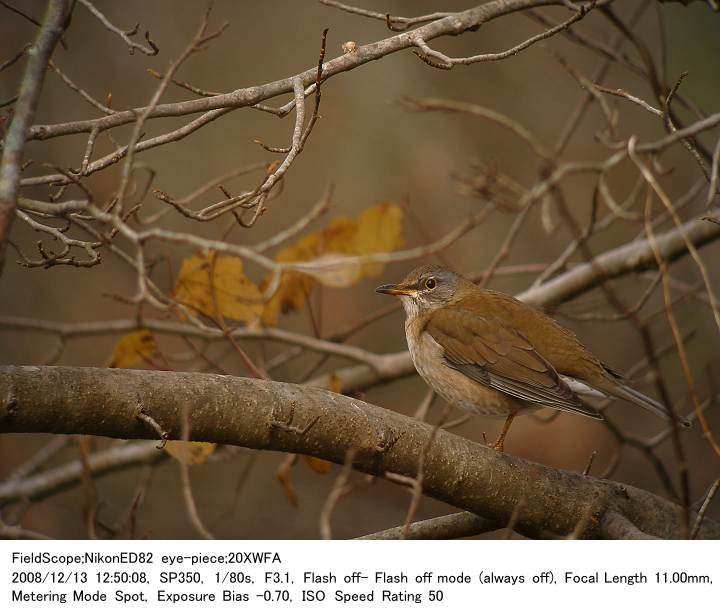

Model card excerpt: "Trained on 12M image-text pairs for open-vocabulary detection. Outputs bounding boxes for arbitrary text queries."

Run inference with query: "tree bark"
[1,366,716,539]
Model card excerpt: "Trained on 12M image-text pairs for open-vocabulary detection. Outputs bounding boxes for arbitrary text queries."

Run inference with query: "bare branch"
[598,511,660,539]
[77,0,158,56]
[0,441,164,503]
[690,478,720,540]
[0,0,71,274]
[398,96,551,160]
[357,512,503,540]
[1,365,716,539]
[24,1,597,142]
[411,2,594,69]
[320,1,451,31]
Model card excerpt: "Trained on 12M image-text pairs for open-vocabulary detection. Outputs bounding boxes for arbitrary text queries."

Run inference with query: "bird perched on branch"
[376,264,686,451]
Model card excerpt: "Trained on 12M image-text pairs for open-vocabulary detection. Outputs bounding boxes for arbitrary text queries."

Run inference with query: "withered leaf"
[262,203,404,324]
[303,456,333,474]
[165,441,217,465]
[174,251,262,323]
[109,329,157,368]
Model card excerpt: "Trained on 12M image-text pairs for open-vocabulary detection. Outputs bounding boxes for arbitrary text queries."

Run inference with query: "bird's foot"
[488,413,516,453]
[489,436,507,452]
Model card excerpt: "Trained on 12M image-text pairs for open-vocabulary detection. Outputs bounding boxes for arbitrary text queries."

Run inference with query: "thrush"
[376,264,683,451]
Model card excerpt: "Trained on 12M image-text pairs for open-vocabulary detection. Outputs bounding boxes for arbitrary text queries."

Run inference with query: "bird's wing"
[425,308,600,418]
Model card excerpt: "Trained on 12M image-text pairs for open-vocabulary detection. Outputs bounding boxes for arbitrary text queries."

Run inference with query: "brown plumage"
[376,265,683,449]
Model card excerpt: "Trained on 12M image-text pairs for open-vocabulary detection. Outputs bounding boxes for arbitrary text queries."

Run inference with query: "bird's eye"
[425,277,436,290]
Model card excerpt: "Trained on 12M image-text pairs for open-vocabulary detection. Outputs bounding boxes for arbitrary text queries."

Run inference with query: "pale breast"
[405,318,529,417]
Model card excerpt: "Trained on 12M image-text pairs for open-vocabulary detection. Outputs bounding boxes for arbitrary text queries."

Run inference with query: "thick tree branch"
[1,366,717,539]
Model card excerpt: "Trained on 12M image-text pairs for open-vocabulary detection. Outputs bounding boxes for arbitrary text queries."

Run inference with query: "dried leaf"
[354,202,404,277]
[262,203,404,324]
[109,330,157,368]
[174,251,262,323]
[302,204,403,286]
[165,441,217,465]
[261,239,316,326]
[262,218,363,322]
[315,217,360,252]
[303,456,333,474]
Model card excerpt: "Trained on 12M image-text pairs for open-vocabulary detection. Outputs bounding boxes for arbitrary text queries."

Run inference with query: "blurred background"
[1,0,719,538]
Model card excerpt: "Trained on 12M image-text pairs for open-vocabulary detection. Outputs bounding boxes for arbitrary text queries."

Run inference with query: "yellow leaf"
[354,203,404,277]
[261,273,305,327]
[165,441,217,465]
[303,456,332,474]
[262,203,404,322]
[316,217,359,252]
[301,253,363,288]
[299,204,404,287]
[174,251,262,323]
[305,217,362,287]
[261,241,315,327]
[109,330,157,368]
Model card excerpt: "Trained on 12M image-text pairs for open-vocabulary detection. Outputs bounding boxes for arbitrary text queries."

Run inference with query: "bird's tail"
[609,383,691,428]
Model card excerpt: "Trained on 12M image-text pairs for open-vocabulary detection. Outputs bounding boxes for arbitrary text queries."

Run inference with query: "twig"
[599,510,659,539]
[5,434,69,481]
[21,1,609,143]
[398,96,551,160]
[23,109,233,187]
[401,406,450,538]
[593,83,661,116]
[115,4,227,213]
[690,478,720,540]
[47,61,115,115]
[0,0,71,274]
[0,519,52,540]
[252,186,332,253]
[136,406,168,447]
[357,512,503,540]
[0,44,30,73]
[320,448,356,539]
[705,136,720,210]
[178,405,214,539]
[583,451,597,476]
[77,0,158,55]
[77,436,98,539]
[411,3,594,69]
[14,209,101,268]
[0,441,164,503]
[630,139,720,459]
[320,1,450,32]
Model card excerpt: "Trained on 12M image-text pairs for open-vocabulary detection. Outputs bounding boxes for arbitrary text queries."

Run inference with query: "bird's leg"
[491,413,516,452]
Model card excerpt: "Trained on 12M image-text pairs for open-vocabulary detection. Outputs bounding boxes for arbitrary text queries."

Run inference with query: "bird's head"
[375,264,465,317]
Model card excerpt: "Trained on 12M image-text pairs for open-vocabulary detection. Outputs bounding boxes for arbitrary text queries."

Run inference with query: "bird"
[376,264,685,451]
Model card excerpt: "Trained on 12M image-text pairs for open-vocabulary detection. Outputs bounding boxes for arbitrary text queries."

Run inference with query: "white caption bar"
[1,540,716,615]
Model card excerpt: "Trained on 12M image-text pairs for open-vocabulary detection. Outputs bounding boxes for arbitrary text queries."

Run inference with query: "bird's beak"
[375,283,415,296]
